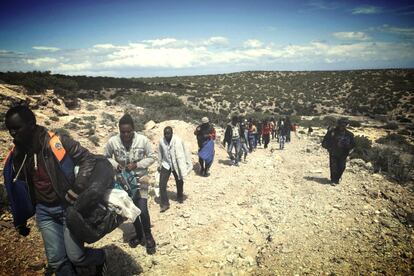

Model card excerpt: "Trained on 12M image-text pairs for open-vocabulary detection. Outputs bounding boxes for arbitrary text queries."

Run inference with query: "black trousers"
[159,166,183,207]
[263,134,270,148]
[199,152,212,172]
[329,153,347,183]
[132,194,152,240]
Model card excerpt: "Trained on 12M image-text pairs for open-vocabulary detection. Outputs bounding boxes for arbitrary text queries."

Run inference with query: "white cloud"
[243,39,264,48]
[33,46,60,52]
[333,32,370,41]
[378,25,414,39]
[101,44,204,68]
[56,62,92,72]
[26,57,59,67]
[306,0,341,10]
[93,44,118,49]
[203,36,229,46]
[143,38,179,47]
[352,6,382,14]
[13,36,414,75]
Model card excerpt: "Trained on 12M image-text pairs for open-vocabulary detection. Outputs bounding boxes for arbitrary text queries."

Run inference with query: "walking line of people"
[3,104,354,275]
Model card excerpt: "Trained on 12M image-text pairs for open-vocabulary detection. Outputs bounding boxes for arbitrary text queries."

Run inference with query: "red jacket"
[261,124,271,135]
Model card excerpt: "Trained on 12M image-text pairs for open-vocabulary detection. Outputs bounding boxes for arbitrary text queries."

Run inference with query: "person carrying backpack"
[322,118,355,185]
[4,105,107,276]
[223,116,241,166]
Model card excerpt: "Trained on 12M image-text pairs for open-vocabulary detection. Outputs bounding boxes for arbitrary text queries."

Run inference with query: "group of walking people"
[3,105,198,275]
[223,115,296,166]
[3,104,355,276]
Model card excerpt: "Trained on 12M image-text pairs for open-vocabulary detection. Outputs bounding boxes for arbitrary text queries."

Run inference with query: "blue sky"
[0,0,413,77]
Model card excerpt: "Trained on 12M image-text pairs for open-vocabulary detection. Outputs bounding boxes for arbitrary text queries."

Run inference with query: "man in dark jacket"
[194,117,216,176]
[322,118,355,185]
[4,105,106,275]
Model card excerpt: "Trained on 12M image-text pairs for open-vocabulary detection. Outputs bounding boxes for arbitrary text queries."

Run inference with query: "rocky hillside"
[138,69,413,117]
[0,83,413,275]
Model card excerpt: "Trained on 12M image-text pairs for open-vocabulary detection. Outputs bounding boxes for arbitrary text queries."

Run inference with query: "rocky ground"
[0,90,413,275]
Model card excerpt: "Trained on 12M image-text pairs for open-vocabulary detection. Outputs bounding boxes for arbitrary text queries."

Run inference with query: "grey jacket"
[104,132,156,178]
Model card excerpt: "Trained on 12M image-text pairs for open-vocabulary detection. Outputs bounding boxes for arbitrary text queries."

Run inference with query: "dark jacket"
[223,123,241,146]
[4,126,96,227]
[194,123,216,149]
[322,127,355,157]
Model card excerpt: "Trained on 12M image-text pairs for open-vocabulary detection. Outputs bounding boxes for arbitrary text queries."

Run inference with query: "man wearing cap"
[194,117,216,176]
[322,118,355,185]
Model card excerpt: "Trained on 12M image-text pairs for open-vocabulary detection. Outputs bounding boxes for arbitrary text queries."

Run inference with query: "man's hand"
[126,163,137,171]
[16,224,30,237]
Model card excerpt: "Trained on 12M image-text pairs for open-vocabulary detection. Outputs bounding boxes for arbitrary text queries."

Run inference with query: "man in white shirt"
[158,126,192,212]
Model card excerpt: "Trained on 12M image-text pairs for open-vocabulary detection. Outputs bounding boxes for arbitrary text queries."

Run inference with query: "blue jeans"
[279,135,286,149]
[227,138,241,164]
[36,204,105,275]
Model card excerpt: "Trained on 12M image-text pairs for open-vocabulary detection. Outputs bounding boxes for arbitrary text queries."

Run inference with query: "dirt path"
[95,129,413,275]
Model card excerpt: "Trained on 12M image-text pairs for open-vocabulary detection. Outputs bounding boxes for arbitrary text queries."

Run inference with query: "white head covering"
[201,117,209,123]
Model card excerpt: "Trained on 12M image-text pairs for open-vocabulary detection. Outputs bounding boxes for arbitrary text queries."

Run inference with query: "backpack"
[66,157,126,244]
[322,129,334,150]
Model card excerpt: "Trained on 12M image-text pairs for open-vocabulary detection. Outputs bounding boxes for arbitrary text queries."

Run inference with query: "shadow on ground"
[303,176,332,185]
[153,191,188,204]
[103,244,143,275]
[218,159,233,166]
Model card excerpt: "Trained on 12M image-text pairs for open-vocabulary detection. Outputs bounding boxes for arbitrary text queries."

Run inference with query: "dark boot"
[145,233,156,255]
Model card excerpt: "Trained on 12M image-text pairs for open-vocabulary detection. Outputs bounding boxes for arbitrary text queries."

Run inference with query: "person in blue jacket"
[3,105,107,276]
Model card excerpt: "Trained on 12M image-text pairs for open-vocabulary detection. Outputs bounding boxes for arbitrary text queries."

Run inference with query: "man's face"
[119,124,134,144]
[164,128,173,143]
[6,113,35,147]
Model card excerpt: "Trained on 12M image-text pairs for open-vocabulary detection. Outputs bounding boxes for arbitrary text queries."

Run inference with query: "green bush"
[350,135,372,161]
[86,104,97,111]
[383,122,399,130]
[349,120,362,127]
[376,133,414,154]
[129,93,184,109]
[130,106,227,131]
[322,116,337,127]
[63,122,78,130]
[88,135,100,146]
[51,128,72,138]
[83,115,97,121]
[370,147,413,184]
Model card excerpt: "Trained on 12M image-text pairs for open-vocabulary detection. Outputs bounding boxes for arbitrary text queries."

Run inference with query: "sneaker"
[128,237,145,248]
[160,205,170,213]
[145,235,156,255]
[330,180,339,186]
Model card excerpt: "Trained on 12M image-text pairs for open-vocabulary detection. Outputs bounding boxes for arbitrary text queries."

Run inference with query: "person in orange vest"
[4,105,107,275]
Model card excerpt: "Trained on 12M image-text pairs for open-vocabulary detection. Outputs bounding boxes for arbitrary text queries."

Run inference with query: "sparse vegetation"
[350,135,372,161]
[383,122,399,130]
[376,133,414,154]
[370,147,414,184]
